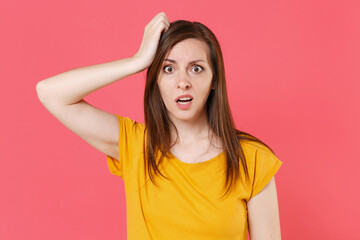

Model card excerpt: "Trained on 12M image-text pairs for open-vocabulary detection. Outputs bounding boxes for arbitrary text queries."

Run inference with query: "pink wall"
[1,0,359,239]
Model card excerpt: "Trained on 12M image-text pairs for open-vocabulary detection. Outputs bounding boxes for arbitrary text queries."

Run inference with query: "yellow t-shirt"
[106,114,283,240]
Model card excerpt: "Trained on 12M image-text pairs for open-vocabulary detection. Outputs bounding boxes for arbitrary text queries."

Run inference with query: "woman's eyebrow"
[164,59,205,64]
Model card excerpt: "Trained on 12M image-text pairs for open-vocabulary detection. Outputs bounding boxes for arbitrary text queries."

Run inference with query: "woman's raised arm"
[35,12,170,161]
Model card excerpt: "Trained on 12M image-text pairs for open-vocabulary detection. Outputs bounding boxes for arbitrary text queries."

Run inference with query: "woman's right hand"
[133,12,170,71]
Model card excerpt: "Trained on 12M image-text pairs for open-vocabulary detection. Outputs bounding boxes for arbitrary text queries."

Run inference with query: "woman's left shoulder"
[240,140,274,156]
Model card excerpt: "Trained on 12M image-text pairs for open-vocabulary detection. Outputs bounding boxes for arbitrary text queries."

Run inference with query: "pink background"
[1,0,359,239]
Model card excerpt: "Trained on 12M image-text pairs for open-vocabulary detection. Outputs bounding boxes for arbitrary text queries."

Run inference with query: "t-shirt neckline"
[169,150,225,165]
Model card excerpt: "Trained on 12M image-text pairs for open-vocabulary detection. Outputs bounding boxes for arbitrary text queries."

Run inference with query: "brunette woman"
[37,12,283,240]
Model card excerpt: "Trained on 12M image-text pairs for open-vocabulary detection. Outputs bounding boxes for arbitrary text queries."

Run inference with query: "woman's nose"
[177,73,191,90]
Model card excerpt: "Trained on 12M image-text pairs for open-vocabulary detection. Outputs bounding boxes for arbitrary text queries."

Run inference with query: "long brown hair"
[143,20,274,199]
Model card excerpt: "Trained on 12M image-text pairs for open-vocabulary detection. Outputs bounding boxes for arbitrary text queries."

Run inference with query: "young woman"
[37,12,283,240]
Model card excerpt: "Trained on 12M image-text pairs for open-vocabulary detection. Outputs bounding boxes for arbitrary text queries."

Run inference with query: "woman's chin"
[169,111,205,123]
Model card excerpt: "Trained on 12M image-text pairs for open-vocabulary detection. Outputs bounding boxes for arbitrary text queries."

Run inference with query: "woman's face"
[157,38,213,123]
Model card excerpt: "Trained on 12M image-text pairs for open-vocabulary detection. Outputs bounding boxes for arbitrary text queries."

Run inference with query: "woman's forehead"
[164,38,210,63]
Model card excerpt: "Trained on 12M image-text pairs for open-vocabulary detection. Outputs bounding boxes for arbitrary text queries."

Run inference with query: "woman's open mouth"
[175,95,193,109]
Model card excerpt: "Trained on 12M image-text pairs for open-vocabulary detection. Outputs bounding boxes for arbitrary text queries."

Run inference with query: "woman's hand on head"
[133,12,170,71]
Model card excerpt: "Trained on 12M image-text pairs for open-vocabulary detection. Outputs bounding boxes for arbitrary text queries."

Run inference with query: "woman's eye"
[163,65,203,73]
[192,65,203,73]
[164,66,174,73]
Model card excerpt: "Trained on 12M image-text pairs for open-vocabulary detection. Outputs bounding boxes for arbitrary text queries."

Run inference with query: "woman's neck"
[169,112,212,146]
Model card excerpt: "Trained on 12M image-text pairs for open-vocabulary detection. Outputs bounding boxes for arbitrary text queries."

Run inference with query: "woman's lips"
[175,94,193,102]
[175,94,193,110]
[176,100,192,109]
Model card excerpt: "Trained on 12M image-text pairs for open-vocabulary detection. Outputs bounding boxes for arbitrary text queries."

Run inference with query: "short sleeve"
[249,147,283,199]
[106,114,145,179]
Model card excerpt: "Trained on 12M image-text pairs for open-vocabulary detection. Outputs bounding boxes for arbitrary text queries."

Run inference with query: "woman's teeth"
[177,97,193,104]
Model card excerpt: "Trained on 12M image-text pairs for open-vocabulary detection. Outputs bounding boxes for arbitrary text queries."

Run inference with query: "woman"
[37,12,282,240]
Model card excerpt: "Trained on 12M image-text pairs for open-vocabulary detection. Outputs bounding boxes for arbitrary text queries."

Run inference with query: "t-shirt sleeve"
[249,147,283,199]
[106,114,145,179]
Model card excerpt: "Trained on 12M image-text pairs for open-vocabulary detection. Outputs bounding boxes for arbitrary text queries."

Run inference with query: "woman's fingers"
[148,12,169,29]
[147,13,170,38]
[133,12,171,70]
[153,12,170,27]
